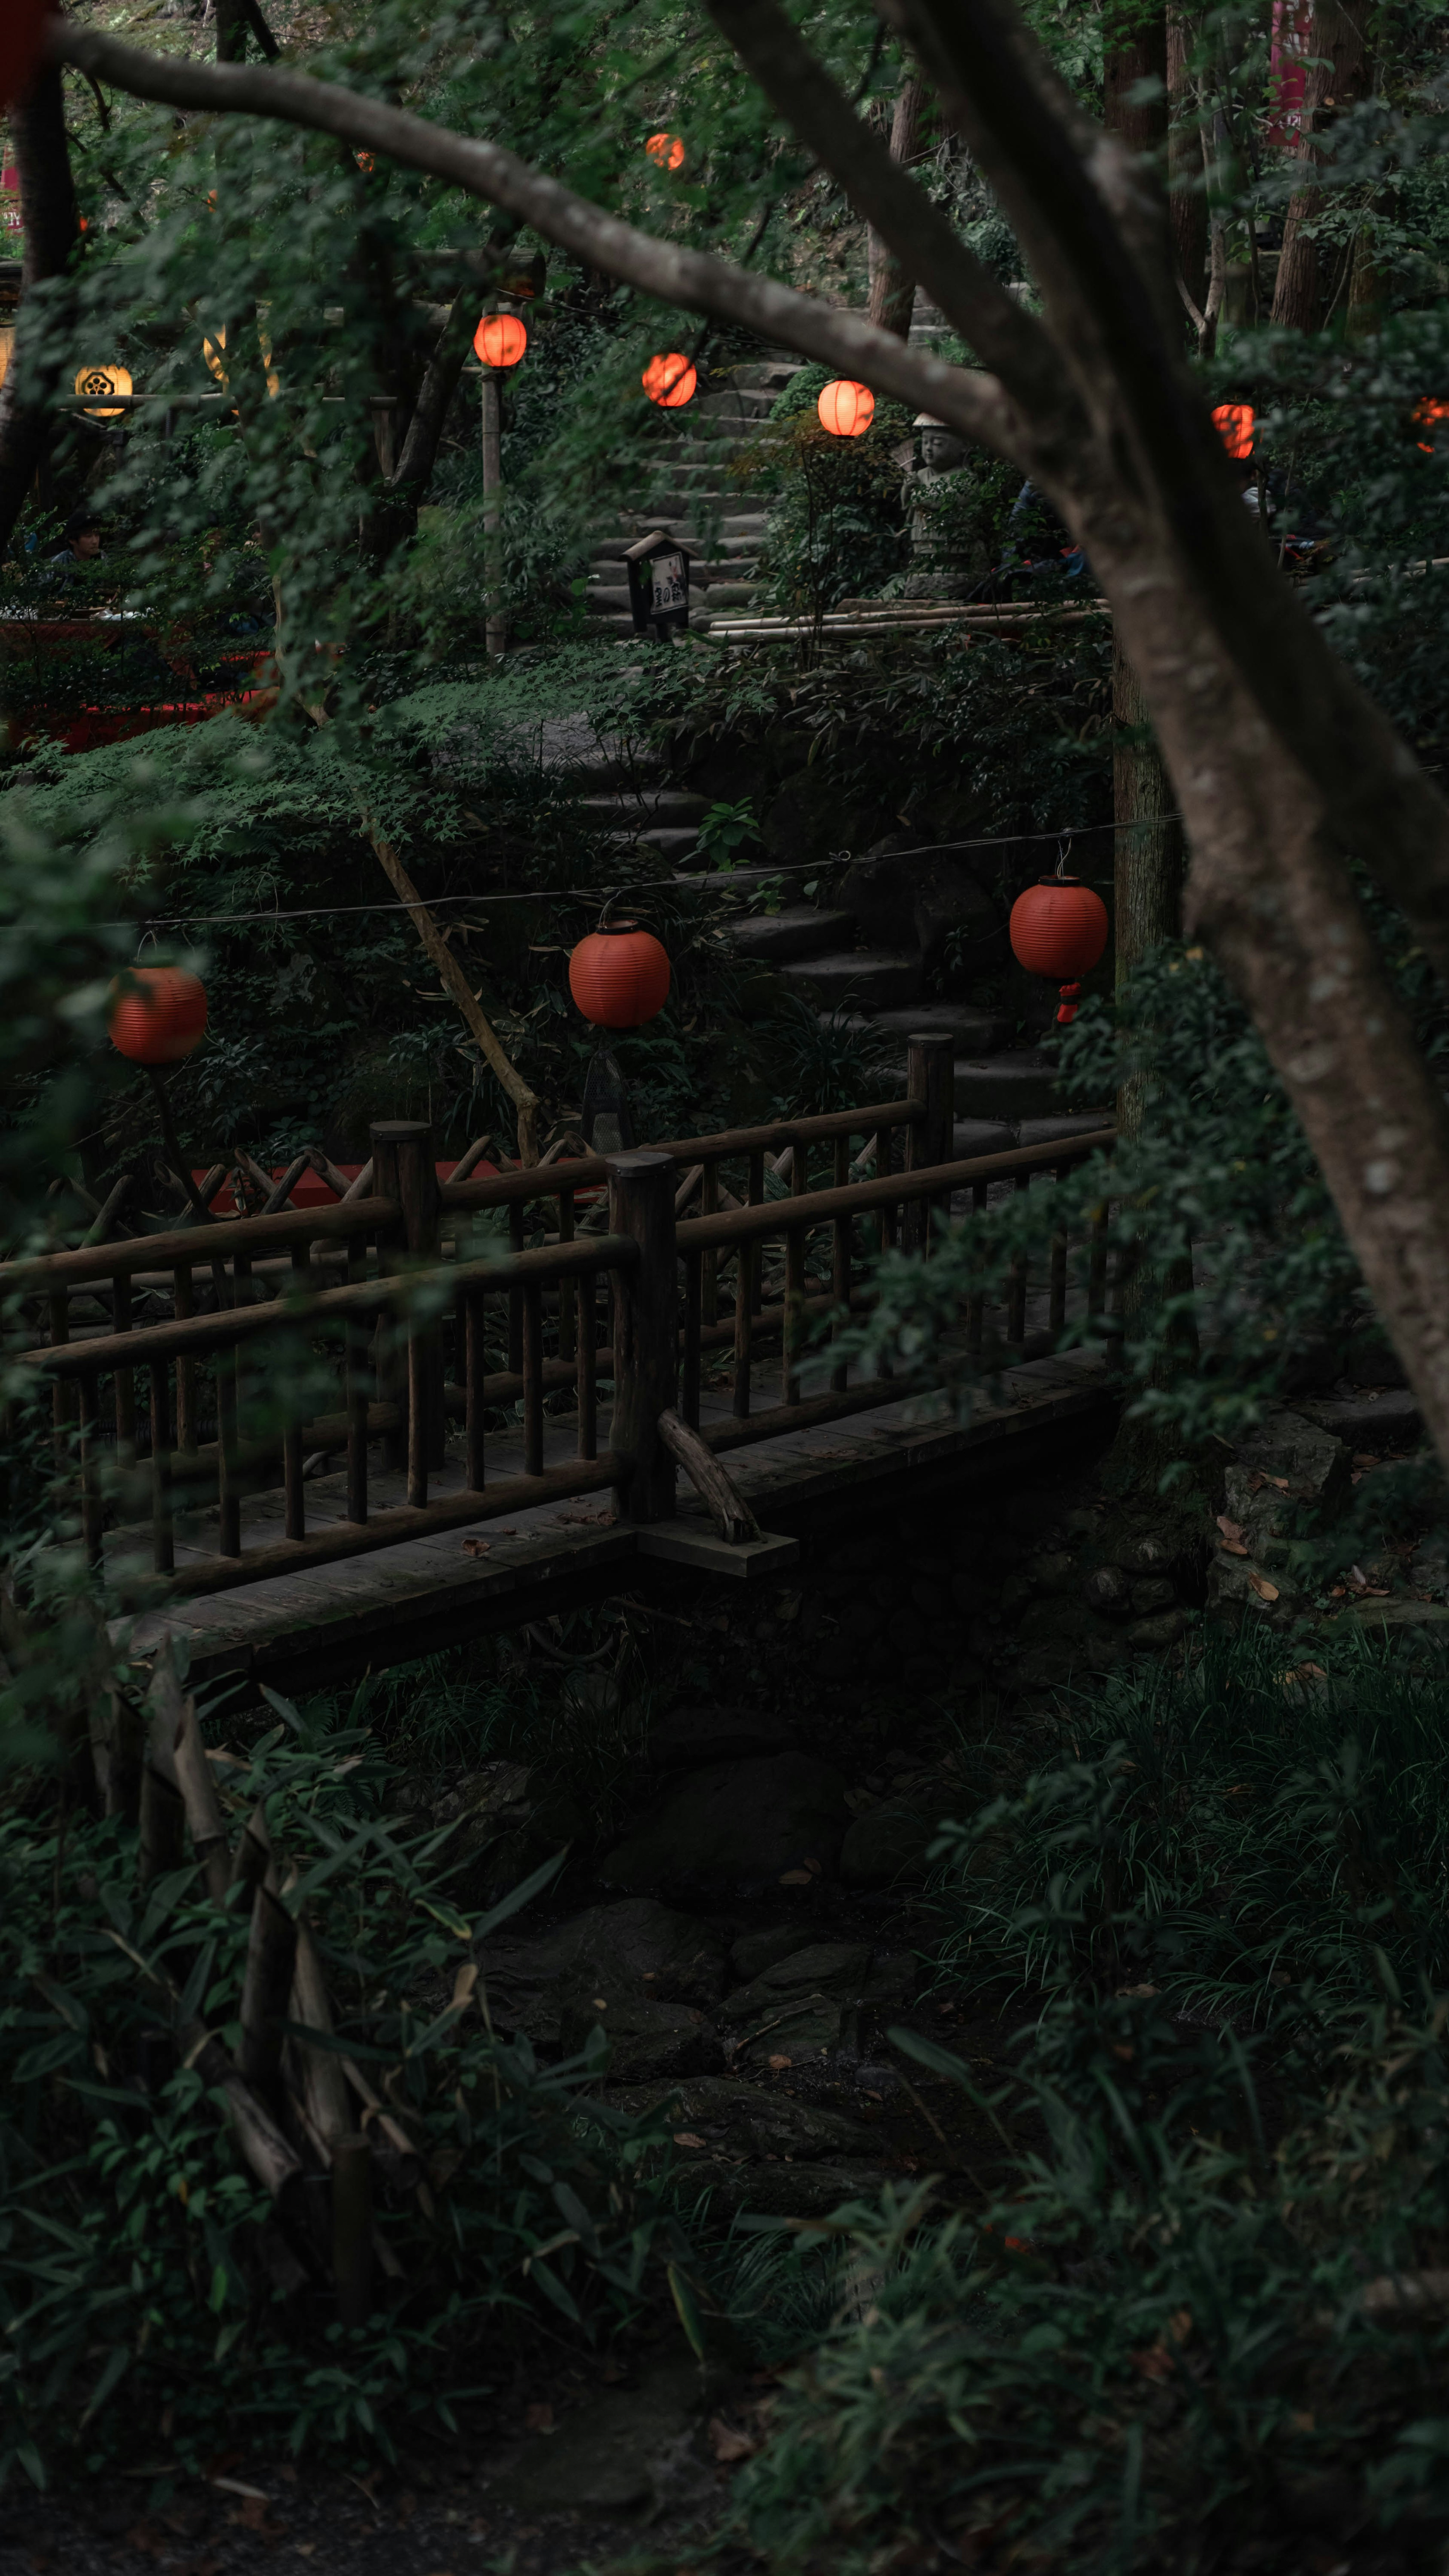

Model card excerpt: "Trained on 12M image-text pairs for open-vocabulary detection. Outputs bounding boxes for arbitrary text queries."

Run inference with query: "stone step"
[780,950,925,1010]
[726,906,857,964]
[580,790,707,821]
[699,579,755,608]
[870,1002,1016,1053]
[954,1050,1064,1120]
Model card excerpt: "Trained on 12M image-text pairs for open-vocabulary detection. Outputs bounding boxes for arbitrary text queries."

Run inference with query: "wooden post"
[481,366,507,660]
[904,1033,954,1252]
[332,2133,373,2328]
[370,1121,443,1472]
[607,1151,677,1523]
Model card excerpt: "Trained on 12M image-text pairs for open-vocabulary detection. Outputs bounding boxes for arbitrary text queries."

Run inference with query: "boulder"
[437,1762,587,1914]
[839,847,999,975]
[840,1800,938,1888]
[729,1991,852,2065]
[1235,1410,1351,1519]
[481,1897,729,2042]
[1083,1564,1131,1617]
[647,1704,795,1771]
[705,2158,894,2218]
[731,1922,816,1982]
[600,1753,851,1895]
[557,1989,722,2082]
[721,1941,873,2024]
[605,2074,870,2162]
[491,2352,718,2516]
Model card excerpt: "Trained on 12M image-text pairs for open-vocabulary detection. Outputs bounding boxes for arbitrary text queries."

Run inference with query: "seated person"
[47,509,103,587]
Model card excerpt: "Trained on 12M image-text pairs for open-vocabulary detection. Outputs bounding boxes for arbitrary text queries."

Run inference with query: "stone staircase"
[583,354,802,635]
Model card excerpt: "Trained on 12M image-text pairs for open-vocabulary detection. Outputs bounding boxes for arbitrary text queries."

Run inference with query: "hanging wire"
[110,813,1175,933]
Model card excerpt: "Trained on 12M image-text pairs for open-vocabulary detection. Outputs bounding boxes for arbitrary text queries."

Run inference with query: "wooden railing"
[3,1041,1115,1600]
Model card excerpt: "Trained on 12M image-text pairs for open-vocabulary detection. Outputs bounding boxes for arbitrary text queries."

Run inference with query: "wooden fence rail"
[3,1039,1117,1603]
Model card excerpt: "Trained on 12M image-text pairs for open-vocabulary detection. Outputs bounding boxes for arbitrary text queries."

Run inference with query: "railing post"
[607,1150,677,1523]
[370,1121,444,1474]
[904,1033,955,1254]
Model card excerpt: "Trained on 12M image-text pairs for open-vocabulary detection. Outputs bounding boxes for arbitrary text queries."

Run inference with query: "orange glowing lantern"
[646,131,686,171]
[1412,398,1449,454]
[74,364,132,421]
[108,967,209,1066]
[474,312,528,369]
[1212,402,1255,461]
[569,924,671,1029]
[1008,876,1109,1025]
[643,352,697,408]
[817,379,874,438]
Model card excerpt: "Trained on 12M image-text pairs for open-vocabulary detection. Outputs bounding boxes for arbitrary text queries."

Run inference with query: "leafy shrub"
[0,1675,693,2486]
[723,1627,1449,2573]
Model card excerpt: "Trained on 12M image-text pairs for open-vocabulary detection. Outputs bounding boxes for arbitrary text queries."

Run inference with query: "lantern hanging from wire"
[569,906,671,1155]
[1212,402,1255,460]
[74,363,132,422]
[817,379,874,438]
[1008,850,1108,1025]
[643,351,697,408]
[108,966,209,1065]
[1412,397,1449,454]
[474,311,528,369]
[645,131,686,170]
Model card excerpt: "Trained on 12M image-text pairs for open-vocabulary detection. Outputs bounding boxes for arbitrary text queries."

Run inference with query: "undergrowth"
[0,1671,695,2489]
[718,1625,1449,2575]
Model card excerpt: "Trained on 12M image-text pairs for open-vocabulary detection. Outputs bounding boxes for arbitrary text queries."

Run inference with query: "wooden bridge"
[8,1038,1120,1700]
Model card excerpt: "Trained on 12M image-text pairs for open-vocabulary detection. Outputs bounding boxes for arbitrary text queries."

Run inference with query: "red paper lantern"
[108,966,208,1065]
[1212,402,1255,461]
[645,131,686,171]
[818,380,874,438]
[1,0,48,109]
[474,312,528,369]
[1009,878,1108,1025]
[569,925,671,1030]
[643,352,697,409]
[1412,397,1449,454]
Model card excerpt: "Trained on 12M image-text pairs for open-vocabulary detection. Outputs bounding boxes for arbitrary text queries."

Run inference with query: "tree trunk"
[0,59,78,557]
[1166,10,1207,314]
[1112,637,1181,1141]
[868,76,927,338]
[215,0,249,65]
[1271,0,1371,331]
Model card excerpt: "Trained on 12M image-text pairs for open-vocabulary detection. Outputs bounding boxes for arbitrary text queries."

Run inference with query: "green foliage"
[738,368,913,637]
[0,1677,694,2484]
[768,996,901,1119]
[721,1628,1449,2573]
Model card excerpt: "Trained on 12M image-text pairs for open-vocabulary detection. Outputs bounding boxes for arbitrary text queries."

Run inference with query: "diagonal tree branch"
[44,22,1017,458]
[704,0,1067,419]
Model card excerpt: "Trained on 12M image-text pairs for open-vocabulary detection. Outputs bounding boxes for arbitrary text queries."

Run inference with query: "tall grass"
[720,1626,1449,2574]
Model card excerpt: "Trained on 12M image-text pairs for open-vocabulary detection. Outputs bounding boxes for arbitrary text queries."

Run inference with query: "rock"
[438,1763,588,1912]
[492,2352,718,2514]
[839,847,999,974]
[647,1704,795,1770]
[721,1941,873,2024]
[482,1898,729,2041]
[1207,1553,1300,1618]
[557,1989,722,2081]
[1114,1534,1176,1576]
[606,2073,870,2161]
[1298,1389,1423,1449]
[1235,1410,1351,1519]
[729,1991,852,2065]
[840,1800,938,1888]
[1028,1552,1077,1595]
[731,1923,815,1982]
[1083,1564,1131,1617]
[951,1569,991,1618]
[1131,1577,1176,1616]
[1124,1609,1185,1651]
[1411,1535,1449,1598]
[600,1754,851,1895]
